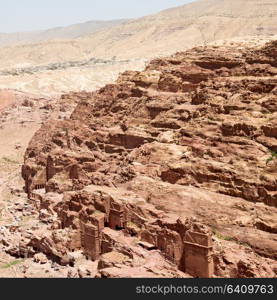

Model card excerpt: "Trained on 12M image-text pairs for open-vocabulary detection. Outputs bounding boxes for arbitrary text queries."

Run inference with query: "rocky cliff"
[18,40,277,277]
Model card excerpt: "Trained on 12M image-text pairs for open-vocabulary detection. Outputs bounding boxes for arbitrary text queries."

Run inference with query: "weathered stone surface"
[15,40,277,277]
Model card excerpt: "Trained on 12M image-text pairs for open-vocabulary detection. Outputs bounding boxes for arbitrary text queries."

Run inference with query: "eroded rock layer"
[19,40,277,277]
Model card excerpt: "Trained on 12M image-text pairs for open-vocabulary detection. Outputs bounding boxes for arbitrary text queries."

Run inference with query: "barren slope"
[0,19,128,47]
[7,39,275,278]
[78,0,277,59]
[1,0,277,68]
[0,0,277,94]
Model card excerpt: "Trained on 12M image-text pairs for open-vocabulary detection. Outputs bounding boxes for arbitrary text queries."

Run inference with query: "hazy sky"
[1,0,195,33]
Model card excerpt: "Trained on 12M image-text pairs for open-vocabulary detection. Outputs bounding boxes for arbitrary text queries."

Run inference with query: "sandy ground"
[0,90,16,111]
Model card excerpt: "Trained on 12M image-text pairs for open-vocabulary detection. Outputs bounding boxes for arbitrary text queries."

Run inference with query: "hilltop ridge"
[0,0,277,94]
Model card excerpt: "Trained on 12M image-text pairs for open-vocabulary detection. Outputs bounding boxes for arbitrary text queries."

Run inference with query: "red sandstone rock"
[18,40,277,278]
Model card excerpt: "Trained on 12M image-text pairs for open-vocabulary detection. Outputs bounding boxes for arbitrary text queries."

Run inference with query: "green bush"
[266,151,277,164]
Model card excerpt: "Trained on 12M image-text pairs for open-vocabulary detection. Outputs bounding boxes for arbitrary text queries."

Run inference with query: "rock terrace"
[1,40,277,278]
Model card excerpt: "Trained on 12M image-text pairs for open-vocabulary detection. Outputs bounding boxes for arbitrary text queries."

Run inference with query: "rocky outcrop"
[23,41,277,206]
[19,40,277,277]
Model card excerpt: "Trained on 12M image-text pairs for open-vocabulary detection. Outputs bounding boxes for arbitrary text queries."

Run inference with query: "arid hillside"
[0,19,128,47]
[0,0,276,94]
[78,0,277,59]
[0,39,273,278]
[0,0,276,278]
[1,0,277,66]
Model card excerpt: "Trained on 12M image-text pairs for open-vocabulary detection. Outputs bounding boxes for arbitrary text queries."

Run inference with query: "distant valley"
[1,0,277,94]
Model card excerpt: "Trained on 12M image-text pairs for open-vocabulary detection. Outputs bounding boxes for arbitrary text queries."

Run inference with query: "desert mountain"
[0,19,128,47]
[78,0,277,59]
[0,0,277,94]
[1,38,275,278]
[0,0,277,278]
